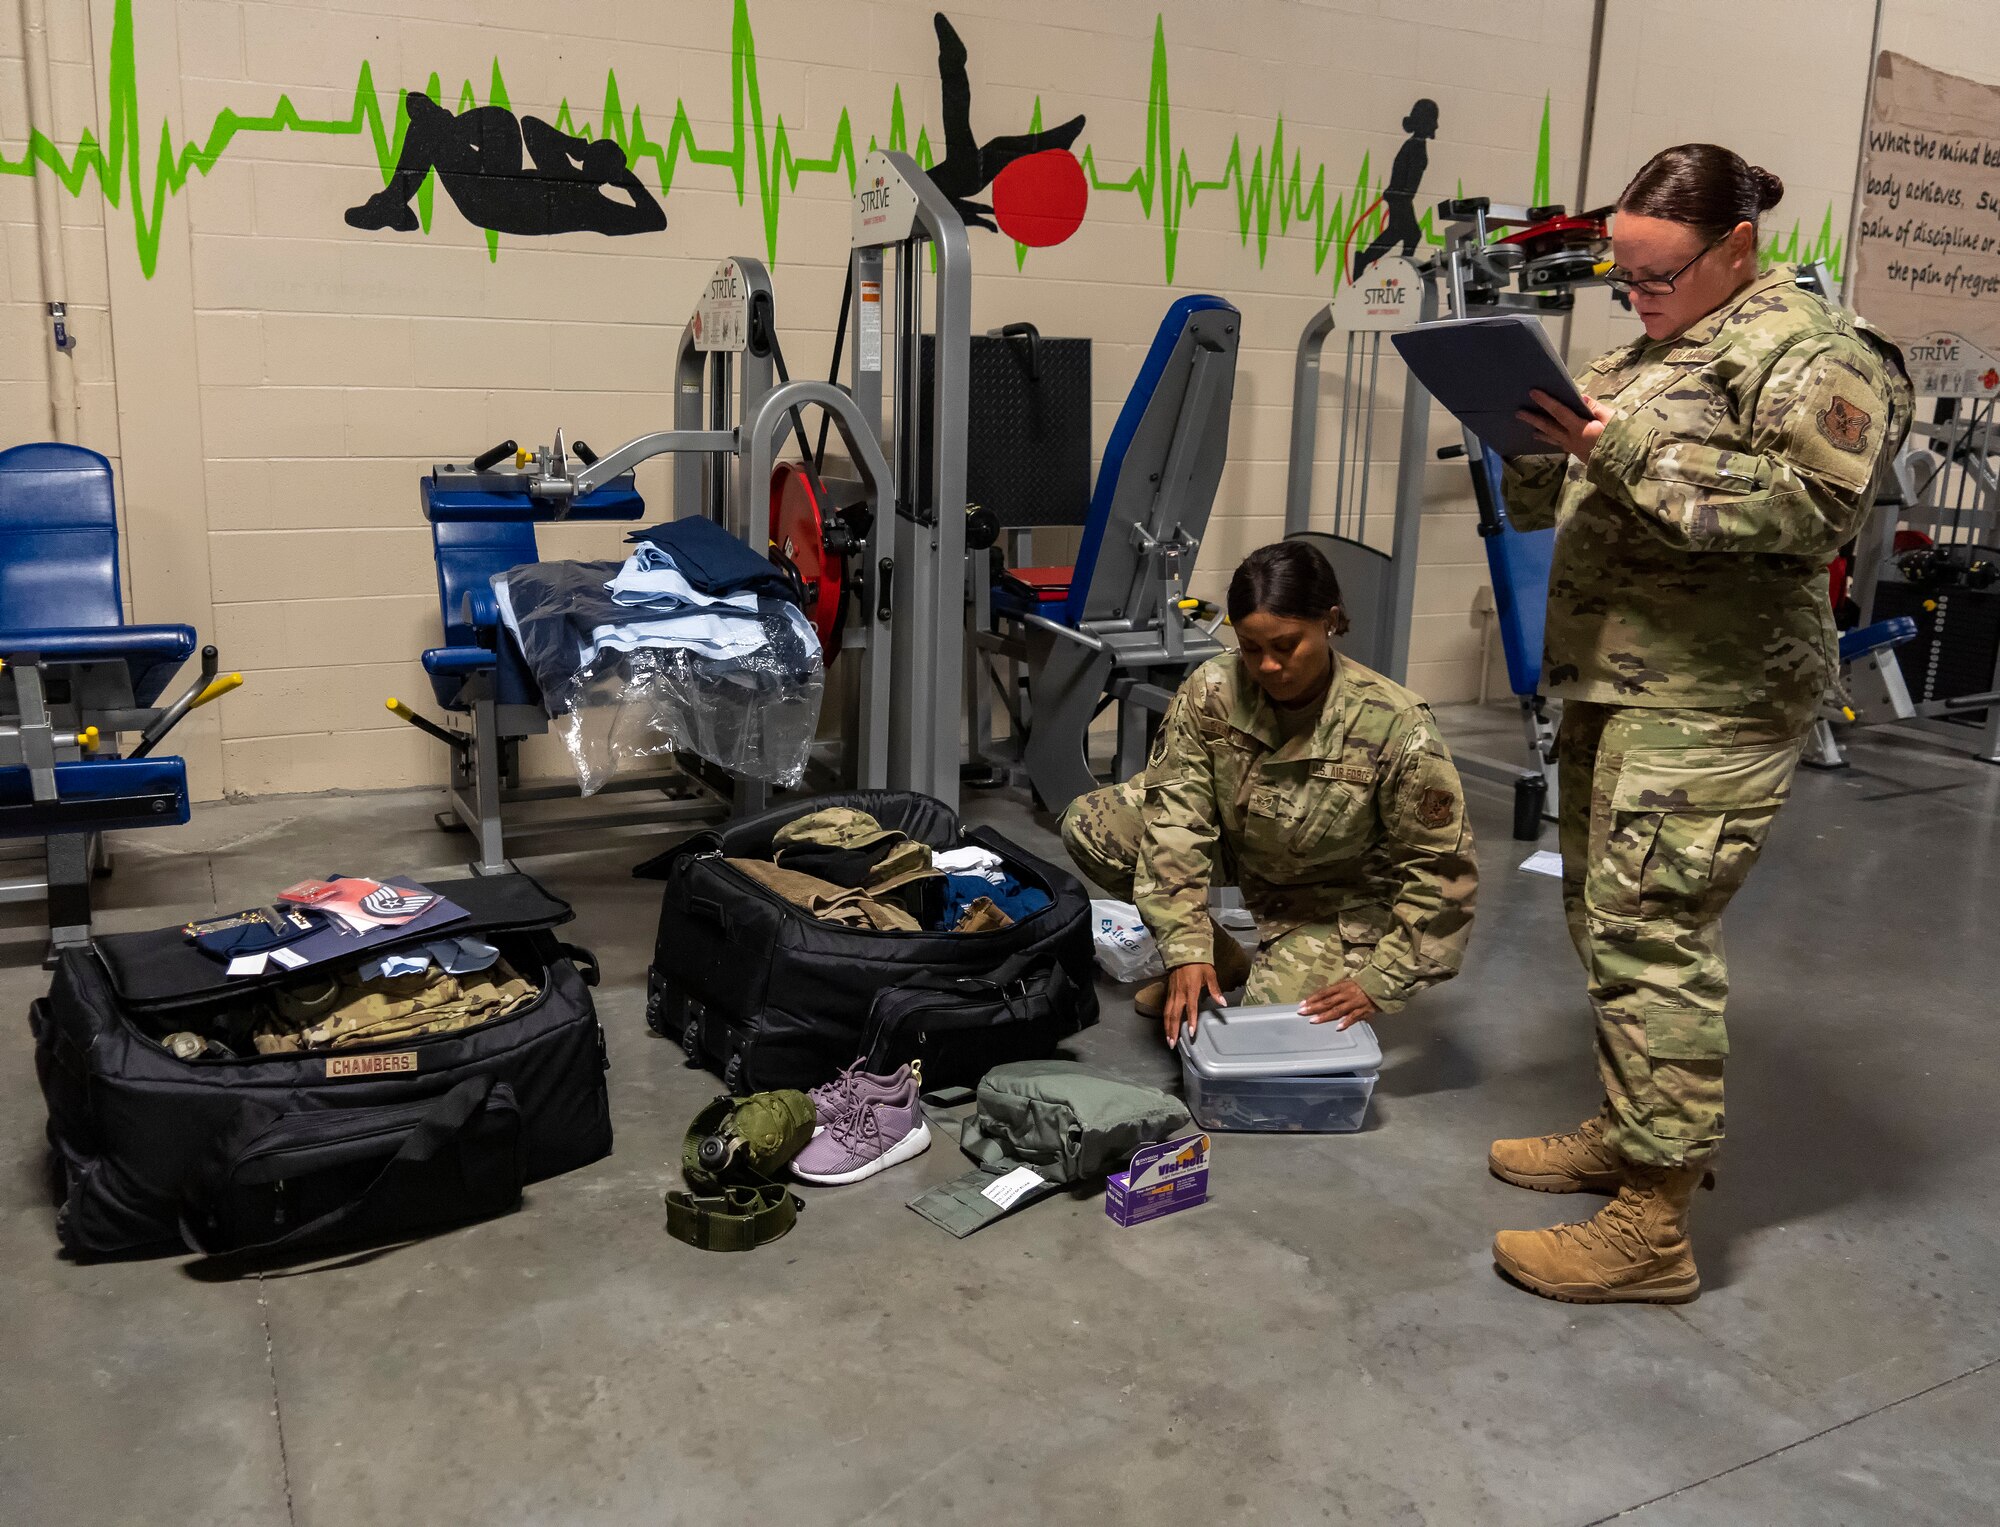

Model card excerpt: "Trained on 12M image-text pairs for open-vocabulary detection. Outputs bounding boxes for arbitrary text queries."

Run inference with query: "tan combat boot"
[1488,1112,1623,1194]
[1491,1163,1710,1304]
[1135,922,1253,1020]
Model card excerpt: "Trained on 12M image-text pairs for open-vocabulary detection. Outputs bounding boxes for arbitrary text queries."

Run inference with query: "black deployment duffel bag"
[639,791,1098,1092]
[30,872,612,1259]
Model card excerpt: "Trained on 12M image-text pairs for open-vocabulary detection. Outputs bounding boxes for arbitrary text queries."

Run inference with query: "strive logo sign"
[1904,328,2000,397]
[1332,254,1422,332]
[694,257,752,353]
[852,152,920,245]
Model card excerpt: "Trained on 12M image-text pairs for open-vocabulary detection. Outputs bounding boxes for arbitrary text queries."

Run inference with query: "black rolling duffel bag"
[639,791,1098,1092]
[30,872,612,1259]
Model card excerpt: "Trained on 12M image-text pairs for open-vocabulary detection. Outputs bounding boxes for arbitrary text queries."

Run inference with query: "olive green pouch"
[908,1061,1191,1238]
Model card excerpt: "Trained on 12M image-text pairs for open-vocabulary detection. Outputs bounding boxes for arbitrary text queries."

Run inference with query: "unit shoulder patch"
[1817,395,1872,453]
[1417,787,1457,829]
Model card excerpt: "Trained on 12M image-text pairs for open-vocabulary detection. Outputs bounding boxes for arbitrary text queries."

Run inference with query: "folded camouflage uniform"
[251,957,538,1054]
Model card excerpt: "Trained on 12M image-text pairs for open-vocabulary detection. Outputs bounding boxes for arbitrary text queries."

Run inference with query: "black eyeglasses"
[1603,233,1729,296]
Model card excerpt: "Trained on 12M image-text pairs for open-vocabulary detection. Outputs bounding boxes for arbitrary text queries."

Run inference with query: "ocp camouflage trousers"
[1060,781,1364,1004]
[1558,700,1812,1169]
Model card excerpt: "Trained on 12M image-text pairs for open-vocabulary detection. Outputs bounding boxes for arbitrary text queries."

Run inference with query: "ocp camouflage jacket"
[1503,265,1913,711]
[1135,654,1478,1011]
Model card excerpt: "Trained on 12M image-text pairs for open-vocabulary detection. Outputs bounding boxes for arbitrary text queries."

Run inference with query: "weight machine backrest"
[0,442,125,634]
[1063,295,1239,629]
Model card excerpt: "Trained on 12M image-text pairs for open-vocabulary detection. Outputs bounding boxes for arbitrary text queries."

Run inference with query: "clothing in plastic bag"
[1090,898,1165,983]
[494,558,823,794]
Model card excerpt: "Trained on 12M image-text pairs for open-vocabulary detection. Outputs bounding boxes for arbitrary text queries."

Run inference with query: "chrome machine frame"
[842,149,973,810]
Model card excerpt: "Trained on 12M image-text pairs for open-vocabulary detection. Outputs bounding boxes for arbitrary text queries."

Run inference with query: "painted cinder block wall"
[3,0,1978,802]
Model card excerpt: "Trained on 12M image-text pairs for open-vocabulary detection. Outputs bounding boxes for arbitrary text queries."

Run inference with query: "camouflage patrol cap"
[773,806,902,851]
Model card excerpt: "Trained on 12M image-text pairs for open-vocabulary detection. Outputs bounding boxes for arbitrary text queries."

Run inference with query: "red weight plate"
[769,461,845,659]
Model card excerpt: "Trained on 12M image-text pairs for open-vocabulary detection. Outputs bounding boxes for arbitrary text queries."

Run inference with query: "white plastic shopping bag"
[1090,899,1164,983]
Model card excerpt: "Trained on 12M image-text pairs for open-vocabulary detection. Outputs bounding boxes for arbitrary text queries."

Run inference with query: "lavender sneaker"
[790,1073,931,1185]
[807,1061,917,1129]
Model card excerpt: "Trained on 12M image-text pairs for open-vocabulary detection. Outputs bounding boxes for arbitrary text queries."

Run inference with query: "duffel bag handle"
[879,947,1052,1004]
[689,896,730,939]
[557,941,601,987]
[180,1076,520,1258]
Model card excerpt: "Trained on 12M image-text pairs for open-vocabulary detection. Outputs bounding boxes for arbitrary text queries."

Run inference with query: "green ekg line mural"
[3,0,1843,284]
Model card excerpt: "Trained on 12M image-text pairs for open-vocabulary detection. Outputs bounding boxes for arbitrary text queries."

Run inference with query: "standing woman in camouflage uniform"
[1491,145,1911,1304]
[1061,540,1479,1049]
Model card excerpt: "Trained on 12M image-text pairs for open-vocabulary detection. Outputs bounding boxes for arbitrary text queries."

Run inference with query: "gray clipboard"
[1390,315,1587,458]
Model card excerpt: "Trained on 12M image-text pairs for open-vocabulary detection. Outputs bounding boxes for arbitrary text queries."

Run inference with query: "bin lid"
[1178,1003,1381,1079]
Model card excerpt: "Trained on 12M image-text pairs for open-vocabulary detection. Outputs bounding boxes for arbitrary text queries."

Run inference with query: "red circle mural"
[992,149,1088,247]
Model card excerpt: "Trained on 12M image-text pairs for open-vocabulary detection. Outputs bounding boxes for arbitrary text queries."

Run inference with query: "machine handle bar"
[132,646,222,758]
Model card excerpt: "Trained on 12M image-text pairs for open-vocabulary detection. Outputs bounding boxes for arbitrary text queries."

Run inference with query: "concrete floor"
[4,708,1997,1526]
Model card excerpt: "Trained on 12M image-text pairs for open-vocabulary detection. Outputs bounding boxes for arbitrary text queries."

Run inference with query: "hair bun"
[1748,165,1784,212]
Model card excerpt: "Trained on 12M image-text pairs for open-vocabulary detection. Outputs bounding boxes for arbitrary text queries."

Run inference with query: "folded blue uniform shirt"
[626,515,797,603]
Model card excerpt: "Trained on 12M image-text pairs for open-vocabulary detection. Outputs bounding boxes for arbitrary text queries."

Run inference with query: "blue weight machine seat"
[411,474,655,873]
[1800,615,1922,770]
[1,443,209,958]
[1840,616,1918,666]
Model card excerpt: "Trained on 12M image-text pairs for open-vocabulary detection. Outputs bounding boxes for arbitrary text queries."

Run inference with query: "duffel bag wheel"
[644,984,664,1035]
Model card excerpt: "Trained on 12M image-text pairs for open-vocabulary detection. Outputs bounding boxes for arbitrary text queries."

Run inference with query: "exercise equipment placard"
[1853,52,2000,398]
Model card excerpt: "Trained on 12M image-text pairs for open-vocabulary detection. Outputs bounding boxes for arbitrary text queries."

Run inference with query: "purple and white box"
[1106,1132,1211,1227]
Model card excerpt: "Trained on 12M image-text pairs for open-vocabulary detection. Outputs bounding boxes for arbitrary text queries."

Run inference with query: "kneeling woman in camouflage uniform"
[1492,144,1911,1304]
[1060,540,1479,1048]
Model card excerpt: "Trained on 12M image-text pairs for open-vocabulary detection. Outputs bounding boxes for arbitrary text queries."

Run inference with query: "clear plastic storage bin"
[1178,1004,1382,1133]
[1180,1062,1376,1132]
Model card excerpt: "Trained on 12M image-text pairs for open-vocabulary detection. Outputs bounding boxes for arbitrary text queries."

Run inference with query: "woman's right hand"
[1163,962,1225,1048]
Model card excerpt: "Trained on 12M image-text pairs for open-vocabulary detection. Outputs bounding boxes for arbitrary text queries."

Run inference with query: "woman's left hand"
[1300,979,1379,1030]
[1518,390,1614,462]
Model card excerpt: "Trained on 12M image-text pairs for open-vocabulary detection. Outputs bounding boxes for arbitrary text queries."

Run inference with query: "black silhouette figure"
[346,92,665,238]
[1352,98,1438,281]
[925,13,1084,233]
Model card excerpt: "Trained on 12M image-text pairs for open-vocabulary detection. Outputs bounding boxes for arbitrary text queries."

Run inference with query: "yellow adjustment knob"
[1924,599,1938,612]
[78,725,100,752]
[515,449,533,468]
[1842,706,1858,722]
